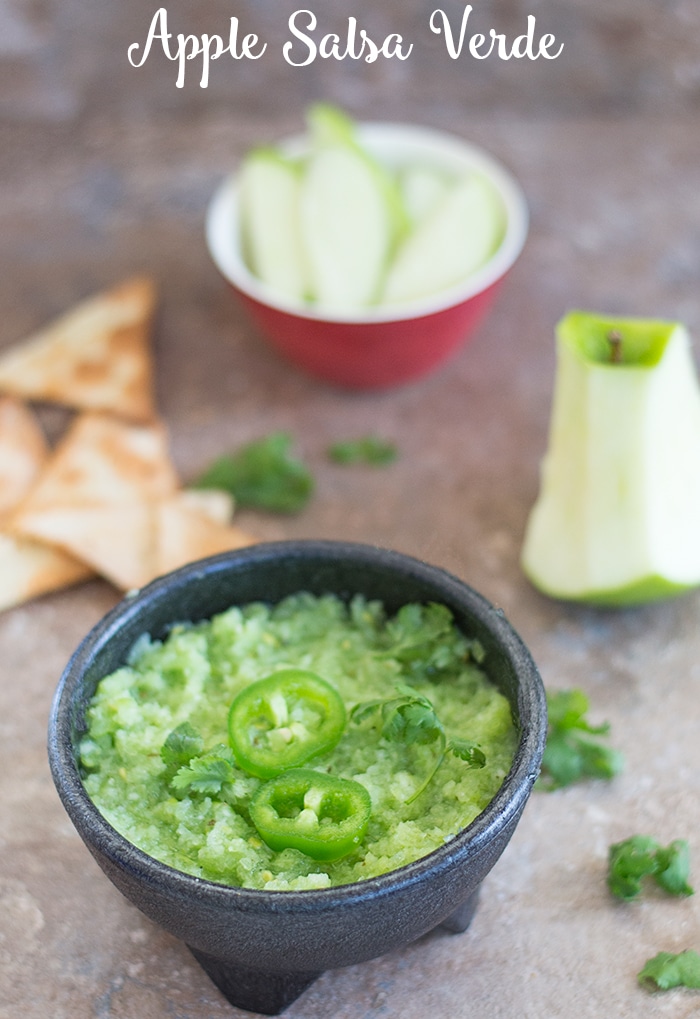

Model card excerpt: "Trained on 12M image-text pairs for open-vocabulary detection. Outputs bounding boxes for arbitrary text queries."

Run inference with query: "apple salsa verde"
[80,594,518,890]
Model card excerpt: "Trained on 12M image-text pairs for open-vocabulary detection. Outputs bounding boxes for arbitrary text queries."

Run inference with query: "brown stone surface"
[1,2,699,1016]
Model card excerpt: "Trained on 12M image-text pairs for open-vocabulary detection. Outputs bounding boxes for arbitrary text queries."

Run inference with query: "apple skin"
[529,572,692,608]
[521,311,700,606]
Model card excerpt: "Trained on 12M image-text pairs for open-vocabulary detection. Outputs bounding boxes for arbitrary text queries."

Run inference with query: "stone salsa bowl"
[48,540,546,1015]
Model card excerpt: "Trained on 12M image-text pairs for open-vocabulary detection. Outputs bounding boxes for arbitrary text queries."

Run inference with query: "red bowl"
[206,123,528,389]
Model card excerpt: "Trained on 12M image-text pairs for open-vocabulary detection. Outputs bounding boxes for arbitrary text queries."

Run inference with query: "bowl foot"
[188,887,481,1015]
[188,945,321,1015]
[438,885,482,933]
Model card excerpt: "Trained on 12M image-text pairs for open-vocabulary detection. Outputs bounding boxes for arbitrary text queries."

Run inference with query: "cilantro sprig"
[161,723,238,797]
[538,689,623,790]
[170,745,238,796]
[193,432,314,514]
[377,602,485,678]
[608,835,694,901]
[328,435,398,466]
[351,682,485,803]
[638,949,700,991]
[160,722,204,772]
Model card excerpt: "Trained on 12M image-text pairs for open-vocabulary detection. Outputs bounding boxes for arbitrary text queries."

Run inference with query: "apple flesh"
[521,311,700,605]
[381,171,506,305]
[399,164,451,228]
[300,103,408,310]
[238,149,309,302]
[300,143,399,310]
[235,104,507,313]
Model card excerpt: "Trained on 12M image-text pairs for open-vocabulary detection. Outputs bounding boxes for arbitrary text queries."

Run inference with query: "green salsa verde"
[80,593,518,890]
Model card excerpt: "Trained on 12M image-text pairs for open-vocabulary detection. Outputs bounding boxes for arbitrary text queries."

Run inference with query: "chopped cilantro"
[655,840,695,897]
[193,432,314,514]
[328,435,398,466]
[160,722,204,772]
[537,688,624,790]
[351,682,485,803]
[608,835,694,901]
[377,602,485,678]
[170,744,237,796]
[638,949,700,990]
[448,736,487,767]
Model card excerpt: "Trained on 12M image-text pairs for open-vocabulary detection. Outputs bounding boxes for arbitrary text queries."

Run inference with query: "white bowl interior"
[206,122,529,325]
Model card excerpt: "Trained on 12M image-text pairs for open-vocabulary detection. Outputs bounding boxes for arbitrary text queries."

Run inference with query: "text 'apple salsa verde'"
[80,594,518,890]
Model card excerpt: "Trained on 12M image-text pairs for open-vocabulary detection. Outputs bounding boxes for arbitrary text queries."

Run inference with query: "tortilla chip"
[155,494,256,578]
[0,398,87,611]
[19,493,254,591]
[17,502,157,591]
[176,488,235,525]
[0,533,92,613]
[0,276,157,421]
[12,412,178,525]
[0,397,48,523]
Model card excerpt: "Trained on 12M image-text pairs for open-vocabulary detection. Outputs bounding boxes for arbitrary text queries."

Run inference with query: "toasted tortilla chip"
[0,532,92,613]
[10,412,178,589]
[156,494,256,578]
[177,488,235,525]
[0,276,157,421]
[0,397,48,523]
[12,412,178,526]
[0,398,87,612]
[13,472,252,592]
[16,502,158,591]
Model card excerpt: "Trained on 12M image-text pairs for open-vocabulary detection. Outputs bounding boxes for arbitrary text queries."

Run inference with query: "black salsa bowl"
[48,540,547,1015]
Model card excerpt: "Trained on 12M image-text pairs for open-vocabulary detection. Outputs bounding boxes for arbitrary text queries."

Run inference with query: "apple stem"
[607,330,623,364]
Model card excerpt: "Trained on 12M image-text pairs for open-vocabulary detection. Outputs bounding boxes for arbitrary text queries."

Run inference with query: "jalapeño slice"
[228,669,346,778]
[250,769,372,861]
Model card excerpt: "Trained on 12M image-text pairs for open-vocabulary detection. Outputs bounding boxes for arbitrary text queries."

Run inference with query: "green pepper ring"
[227,668,346,779]
[250,768,372,861]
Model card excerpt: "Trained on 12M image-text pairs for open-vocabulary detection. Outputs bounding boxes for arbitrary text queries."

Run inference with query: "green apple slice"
[399,165,452,228]
[521,312,700,605]
[239,148,309,302]
[302,103,410,310]
[300,143,398,310]
[381,170,506,305]
[306,102,357,148]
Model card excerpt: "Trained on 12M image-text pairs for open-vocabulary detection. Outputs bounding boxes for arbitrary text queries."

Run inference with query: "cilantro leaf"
[348,697,387,728]
[575,737,623,780]
[608,835,694,900]
[351,683,485,803]
[170,744,237,796]
[350,684,440,746]
[655,840,695,897]
[160,723,204,771]
[537,689,624,790]
[193,433,314,514]
[608,835,660,900]
[383,697,443,747]
[638,950,700,990]
[448,738,486,768]
[384,603,454,663]
[376,603,483,679]
[328,435,398,466]
[546,687,608,735]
